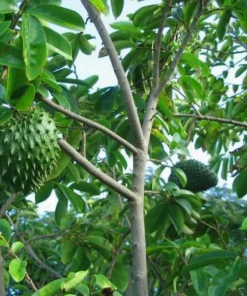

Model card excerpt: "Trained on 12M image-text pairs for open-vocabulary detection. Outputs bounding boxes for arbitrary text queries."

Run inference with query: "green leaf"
[190,269,207,294]
[61,270,89,292]
[110,262,129,292]
[168,204,185,234]
[0,42,25,69]
[14,85,35,111]
[55,188,68,226]
[173,168,187,187]
[0,21,11,38]
[239,217,247,230]
[233,168,247,198]
[208,257,241,296]
[41,69,61,91]
[35,181,53,204]
[183,251,237,273]
[93,274,117,290]
[22,13,47,80]
[43,26,72,60]
[58,184,85,213]
[182,52,210,76]
[9,259,27,282]
[180,75,205,100]
[0,219,11,241]
[70,181,100,195]
[0,0,18,13]
[175,198,192,215]
[78,35,94,55]
[31,279,66,296]
[61,241,77,264]
[30,4,85,31]
[11,242,24,253]
[145,201,169,233]
[111,0,124,18]
[217,10,231,40]
[48,129,82,180]
[0,106,13,126]
[84,236,112,259]
[89,0,106,14]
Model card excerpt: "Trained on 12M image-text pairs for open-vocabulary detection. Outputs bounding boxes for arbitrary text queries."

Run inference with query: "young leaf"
[43,26,72,60]
[61,270,89,292]
[9,259,27,282]
[31,279,66,296]
[29,4,85,31]
[22,13,47,80]
[89,0,106,14]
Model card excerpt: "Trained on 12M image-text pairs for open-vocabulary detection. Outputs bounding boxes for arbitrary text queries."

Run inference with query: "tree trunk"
[130,152,148,295]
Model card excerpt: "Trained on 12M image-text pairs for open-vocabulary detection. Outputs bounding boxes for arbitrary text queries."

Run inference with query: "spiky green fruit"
[168,159,218,193]
[0,107,59,194]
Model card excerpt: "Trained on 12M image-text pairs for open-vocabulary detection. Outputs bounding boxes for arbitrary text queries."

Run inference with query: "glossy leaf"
[55,188,68,226]
[70,181,100,195]
[29,4,85,31]
[43,26,72,60]
[31,279,66,296]
[217,10,231,40]
[233,168,247,198]
[61,270,89,292]
[110,262,129,292]
[0,42,25,69]
[111,0,124,19]
[145,201,169,233]
[9,259,27,282]
[0,0,18,13]
[57,184,85,213]
[14,85,35,111]
[35,181,53,204]
[89,0,106,14]
[0,219,11,241]
[190,269,207,294]
[208,257,241,296]
[22,13,47,80]
[0,106,13,126]
[183,251,237,273]
[168,204,185,235]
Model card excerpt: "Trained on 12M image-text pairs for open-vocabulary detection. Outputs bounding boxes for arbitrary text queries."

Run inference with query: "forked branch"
[58,139,138,202]
[80,0,145,150]
[173,113,247,129]
[39,96,138,154]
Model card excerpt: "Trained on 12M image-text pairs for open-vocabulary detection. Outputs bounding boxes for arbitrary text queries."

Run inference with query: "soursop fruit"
[168,159,218,193]
[0,107,59,194]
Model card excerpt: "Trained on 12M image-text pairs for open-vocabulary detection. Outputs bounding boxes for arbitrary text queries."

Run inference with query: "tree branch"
[142,0,209,142]
[58,139,138,202]
[173,113,247,129]
[0,193,17,218]
[152,0,172,91]
[107,230,130,278]
[80,0,145,150]
[5,214,62,279]
[39,96,138,154]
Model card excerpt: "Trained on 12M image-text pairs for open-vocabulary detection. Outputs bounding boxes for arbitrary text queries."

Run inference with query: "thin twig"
[58,139,138,202]
[173,113,247,129]
[106,230,130,278]
[147,256,167,293]
[0,193,17,218]
[39,96,138,154]
[80,0,145,150]
[142,0,209,142]
[152,0,172,91]
[5,214,62,279]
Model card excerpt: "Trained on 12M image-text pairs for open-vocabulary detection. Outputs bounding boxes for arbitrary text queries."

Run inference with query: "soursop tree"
[0,0,247,295]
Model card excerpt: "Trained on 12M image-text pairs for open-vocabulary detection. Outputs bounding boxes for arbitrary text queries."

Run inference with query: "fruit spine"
[0,107,59,194]
[168,159,218,193]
